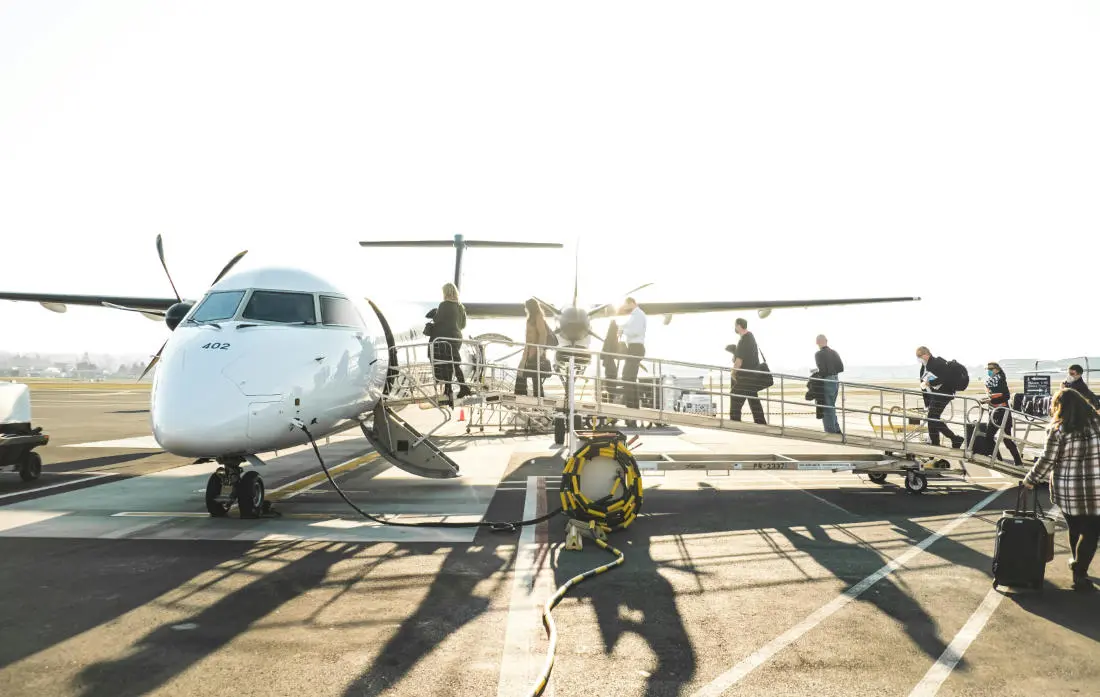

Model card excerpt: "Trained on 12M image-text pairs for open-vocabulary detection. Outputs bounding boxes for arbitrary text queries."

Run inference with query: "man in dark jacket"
[730,318,767,424]
[1065,364,1100,409]
[814,335,844,433]
[917,346,963,448]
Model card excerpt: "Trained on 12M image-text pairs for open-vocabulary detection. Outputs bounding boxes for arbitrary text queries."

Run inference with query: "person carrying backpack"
[916,346,964,449]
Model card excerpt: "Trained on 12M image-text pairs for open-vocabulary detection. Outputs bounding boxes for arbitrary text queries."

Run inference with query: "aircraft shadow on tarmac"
[66,541,377,697]
[7,457,1091,697]
[0,538,254,675]
[528,457,1022,694]
[41,452,159,474]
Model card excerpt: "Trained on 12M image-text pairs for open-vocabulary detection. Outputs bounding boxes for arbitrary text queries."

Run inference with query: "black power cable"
[295,421,561,533]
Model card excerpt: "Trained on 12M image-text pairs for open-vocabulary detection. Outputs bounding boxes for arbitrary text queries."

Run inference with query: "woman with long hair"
[982,362,1023,467]
[433,282,471,402]
[1024,388,1100,592]
[514,298,551,397]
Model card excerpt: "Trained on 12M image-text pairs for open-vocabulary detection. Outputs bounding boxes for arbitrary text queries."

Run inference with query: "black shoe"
[951,437,964,449]
[1072,576,1095,592]
[457,387,473,399]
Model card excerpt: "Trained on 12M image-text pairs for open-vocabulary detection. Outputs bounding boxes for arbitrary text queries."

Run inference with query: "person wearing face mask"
[1064,364,1100,410]
[916,346,964,449]
[981,362,1024,467]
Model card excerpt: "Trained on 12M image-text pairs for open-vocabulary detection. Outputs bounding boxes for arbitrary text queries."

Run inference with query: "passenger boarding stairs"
[384,338,1049,480]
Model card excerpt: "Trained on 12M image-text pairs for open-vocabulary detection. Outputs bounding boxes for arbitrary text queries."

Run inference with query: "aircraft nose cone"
[559,307,590,343]
[151,344,251,458]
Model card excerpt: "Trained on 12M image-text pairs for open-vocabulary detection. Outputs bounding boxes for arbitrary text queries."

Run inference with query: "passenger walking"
[917,346,964,448]
[618,297,646,427]
[433,282,471,402]
[1024,388,1100,592]
[601,320,620,399]
[1064,364,1100,409]
[982,362,1024,467]
[814,335,844,434]
[514,298,552,398]
[730,318,767,425]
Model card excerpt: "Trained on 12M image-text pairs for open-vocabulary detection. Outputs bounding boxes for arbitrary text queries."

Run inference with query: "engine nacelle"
[165,302,194,331]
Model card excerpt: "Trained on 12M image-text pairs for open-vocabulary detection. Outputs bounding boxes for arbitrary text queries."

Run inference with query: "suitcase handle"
[1014,482,1045,517]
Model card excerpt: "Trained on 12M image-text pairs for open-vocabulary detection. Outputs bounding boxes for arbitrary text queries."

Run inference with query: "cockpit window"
[242,291,317,324]
[191,291,245,322]
[320,296,365,328]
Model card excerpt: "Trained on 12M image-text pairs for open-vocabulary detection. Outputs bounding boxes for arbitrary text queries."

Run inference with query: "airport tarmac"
[1,388,1097,697]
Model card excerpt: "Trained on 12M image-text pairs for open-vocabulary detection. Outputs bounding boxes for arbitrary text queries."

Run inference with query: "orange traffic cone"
[458,408,466,422]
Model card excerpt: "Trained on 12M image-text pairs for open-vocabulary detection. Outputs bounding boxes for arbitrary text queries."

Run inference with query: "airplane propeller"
[137,235,248,381]
[587,282,654,319]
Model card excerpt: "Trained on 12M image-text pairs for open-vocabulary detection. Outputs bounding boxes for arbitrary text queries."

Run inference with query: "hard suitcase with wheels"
[992,484,1055,590]
[965,422,995,457]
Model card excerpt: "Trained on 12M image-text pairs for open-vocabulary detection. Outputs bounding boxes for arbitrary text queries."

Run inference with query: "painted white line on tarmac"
[0,510,69,533]
[64,435,162,449]
[690,485,1009,697]
[909,587,1005,696]
[0,474,111,500]
[497,476,554,697]
[764,472,859,517]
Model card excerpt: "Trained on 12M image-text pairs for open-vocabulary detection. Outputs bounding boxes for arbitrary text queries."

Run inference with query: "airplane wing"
[464,297,919,320]
[464,302,528,318]
[625,296,920,317]
[0,292,178,315]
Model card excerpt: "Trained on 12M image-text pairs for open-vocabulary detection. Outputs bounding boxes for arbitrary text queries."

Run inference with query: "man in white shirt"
[618,297,646,426]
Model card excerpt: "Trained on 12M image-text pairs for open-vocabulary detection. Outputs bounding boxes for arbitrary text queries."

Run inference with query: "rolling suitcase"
[965,422,995,456]
[992,484,1055,590]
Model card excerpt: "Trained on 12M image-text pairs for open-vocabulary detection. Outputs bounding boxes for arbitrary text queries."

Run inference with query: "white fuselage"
[148,266,434,459]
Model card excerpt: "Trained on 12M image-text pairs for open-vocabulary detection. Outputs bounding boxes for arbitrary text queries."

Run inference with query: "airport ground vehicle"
[0,383,48,482]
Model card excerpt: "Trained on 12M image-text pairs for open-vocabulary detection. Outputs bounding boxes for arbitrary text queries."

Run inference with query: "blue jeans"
[822,377,840,433]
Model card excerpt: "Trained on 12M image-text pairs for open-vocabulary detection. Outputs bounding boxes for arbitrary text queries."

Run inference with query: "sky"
[0,1,1097,374]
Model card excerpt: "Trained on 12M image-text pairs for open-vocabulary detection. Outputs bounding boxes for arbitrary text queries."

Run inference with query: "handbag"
[733,345,773,394]
[756,348,775,391]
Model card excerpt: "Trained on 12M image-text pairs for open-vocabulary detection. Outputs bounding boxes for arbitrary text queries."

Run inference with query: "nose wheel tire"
[904,471,928,494]
[867,472,888,485]
[205,471,231,517]
[237,470,265,519]
[19,452,43,482]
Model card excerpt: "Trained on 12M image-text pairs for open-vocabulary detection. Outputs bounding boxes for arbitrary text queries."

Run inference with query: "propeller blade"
[587,282,655,318]
[138,340,167,381]
[588,330,604,342]
[532,296,561,316]
[155,234,182,303]
[572,241,579,306]
[211,249,248,286]
[620,281,654,298]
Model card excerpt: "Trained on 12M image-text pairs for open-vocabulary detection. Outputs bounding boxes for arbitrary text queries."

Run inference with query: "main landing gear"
[204,456,270,518]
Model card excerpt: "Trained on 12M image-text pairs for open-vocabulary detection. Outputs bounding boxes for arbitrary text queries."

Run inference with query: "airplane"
[362,235,923,373]
[0,235,919,518]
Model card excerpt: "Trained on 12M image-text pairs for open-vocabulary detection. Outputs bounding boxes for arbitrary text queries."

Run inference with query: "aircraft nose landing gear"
[205,457,268,518]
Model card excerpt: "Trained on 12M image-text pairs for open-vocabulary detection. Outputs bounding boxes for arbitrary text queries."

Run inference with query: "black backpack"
[945,359,969,392]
